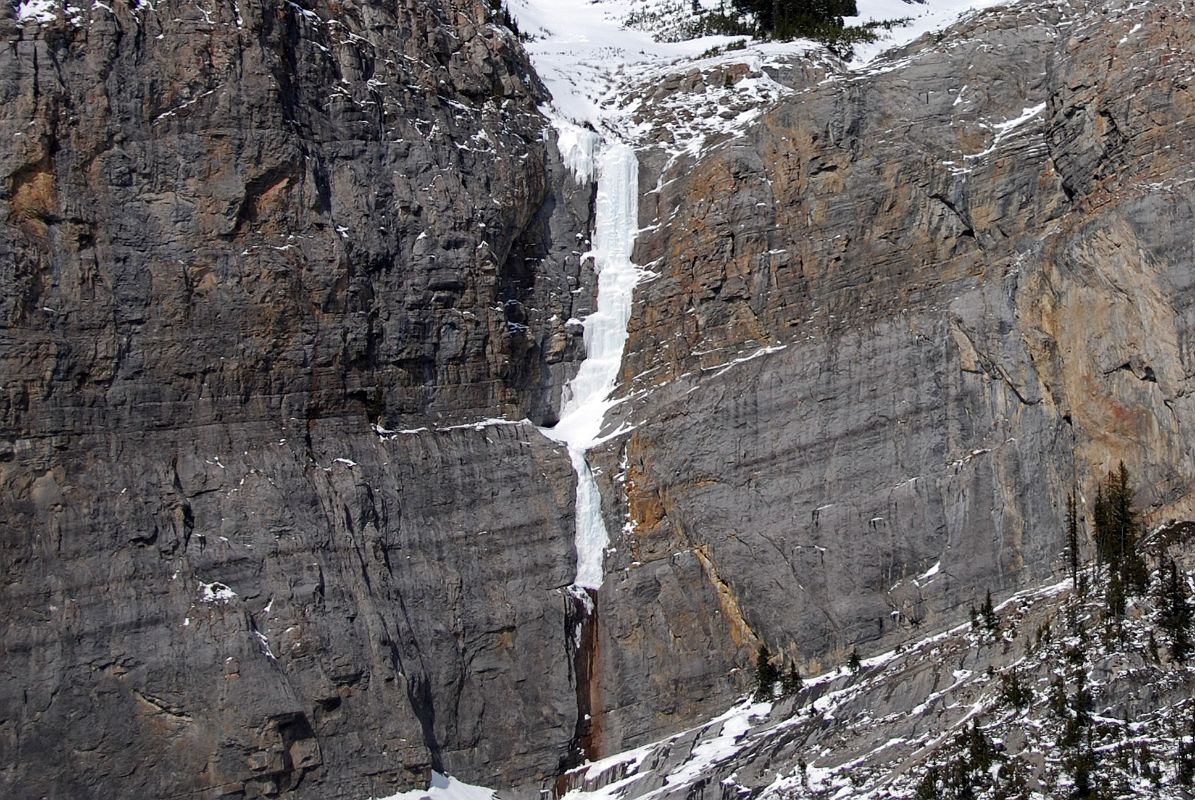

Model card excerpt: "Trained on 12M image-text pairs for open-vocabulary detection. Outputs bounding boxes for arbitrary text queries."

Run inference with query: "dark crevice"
[995,367,1042,406]
[555,588,601,796]
[408,674,445,775]
[928,191,976,240]
[1104,361,1157,383]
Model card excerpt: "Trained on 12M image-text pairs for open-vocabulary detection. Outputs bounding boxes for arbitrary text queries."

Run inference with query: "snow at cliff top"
[511,0,1022,129]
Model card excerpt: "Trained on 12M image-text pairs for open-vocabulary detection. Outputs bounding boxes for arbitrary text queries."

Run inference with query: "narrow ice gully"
[542,141,644,590]
[507,0,662,591]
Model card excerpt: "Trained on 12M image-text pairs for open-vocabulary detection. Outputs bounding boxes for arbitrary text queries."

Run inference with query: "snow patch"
[16,0,57,22]
[198,581,236,604]
[375,772,497,800]
[915,560,941,586]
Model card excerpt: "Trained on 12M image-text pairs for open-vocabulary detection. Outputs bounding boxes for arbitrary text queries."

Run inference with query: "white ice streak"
[254,630,276,660]
[543,144,646,590]
[964,102,1047,159]
[373,418,526,438]
[915,559,941,586]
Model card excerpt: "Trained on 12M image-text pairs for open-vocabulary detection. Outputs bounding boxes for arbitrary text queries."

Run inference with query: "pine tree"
[754,644,779,701]
[847,648,861,673]
[966,721,995,774]
[914,766,940,800]
[1162,559,1192,663]
[1107,568,1126,619]
[780,662,802,697]
[1067,742,1097,799]
[1180,715,1195,787]
[1049,676,1068,717]
[999,668,1032,710]
[729,0,857,39]
[982,589,998,630]
[1092,463,1148,617]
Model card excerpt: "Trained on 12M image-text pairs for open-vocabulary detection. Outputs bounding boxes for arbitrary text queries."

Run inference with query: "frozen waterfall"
[543,142,644,591]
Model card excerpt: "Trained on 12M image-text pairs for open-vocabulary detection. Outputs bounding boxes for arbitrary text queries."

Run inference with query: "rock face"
[4,0,1195,797]
[582,0,1195,762]
[0,0,594,797]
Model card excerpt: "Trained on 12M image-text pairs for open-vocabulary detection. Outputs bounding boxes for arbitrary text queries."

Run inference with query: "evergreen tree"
[780,661,802,697]
[1048,676,1068,717]
[754,644,779,701]
[1106,568,1126,619]
[730,0,857,39]
[966,721,995,774]
[1092,463,1148,617]
[1161,559,1192,663]
[847,648,861,673]
[981,589,998,630]
[914,766,940,800]
[999,668,1032,710]
[1061,670,1093,749]
[1066,743,1097,799]
[1179,715,1195,787]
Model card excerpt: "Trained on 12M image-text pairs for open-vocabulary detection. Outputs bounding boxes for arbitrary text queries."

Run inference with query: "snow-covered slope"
[513,0,1038,134]
[555,551,1195,800]
[850,0,1023,62]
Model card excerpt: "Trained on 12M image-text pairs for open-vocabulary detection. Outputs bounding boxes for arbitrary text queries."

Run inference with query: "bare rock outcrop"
[583,0,1195,760]
[0,0,593,797]
[4,0,1195,796]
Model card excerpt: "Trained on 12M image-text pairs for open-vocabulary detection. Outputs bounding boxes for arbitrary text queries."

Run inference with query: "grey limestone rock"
[4,0,1195,797]
[0,0,594,797]
[582,0,1195,764]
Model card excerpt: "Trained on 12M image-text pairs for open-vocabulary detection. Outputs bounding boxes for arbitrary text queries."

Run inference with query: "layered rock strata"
[584,0,1195,760]
[0,0,593,797]
[3,0,1195,797]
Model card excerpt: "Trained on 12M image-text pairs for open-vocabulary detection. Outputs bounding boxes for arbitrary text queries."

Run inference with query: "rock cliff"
[586,0,1195,763]
[0,0,594,797]
[3,0,1195,798]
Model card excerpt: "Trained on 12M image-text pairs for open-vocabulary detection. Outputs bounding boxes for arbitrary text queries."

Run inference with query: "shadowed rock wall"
[0,0,593,797]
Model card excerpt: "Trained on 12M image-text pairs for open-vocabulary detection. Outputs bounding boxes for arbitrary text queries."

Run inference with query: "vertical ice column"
[544,142,643,591]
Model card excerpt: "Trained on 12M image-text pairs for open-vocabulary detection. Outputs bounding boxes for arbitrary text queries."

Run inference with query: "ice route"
[541,143,643,591]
